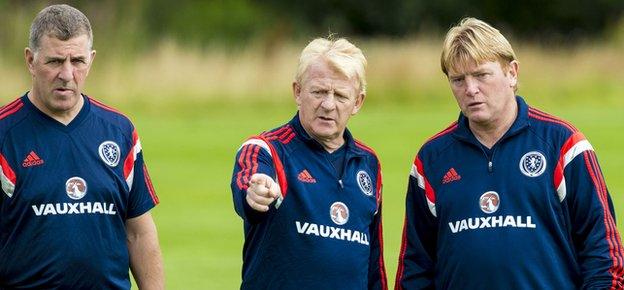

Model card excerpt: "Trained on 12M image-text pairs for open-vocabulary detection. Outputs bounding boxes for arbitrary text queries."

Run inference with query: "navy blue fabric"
[329,144,347,176]
[396,96,624,289]
[231,113,386,289]
[0,94,157,289]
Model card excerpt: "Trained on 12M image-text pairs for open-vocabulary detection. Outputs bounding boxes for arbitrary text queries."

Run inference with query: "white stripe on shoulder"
[556,178,567,202]
[1,171,14,198]
[427,199,437,217]
[238,139,272,157]
[410,164,426,190]
[563,140,593,168]
[125,138,142,190]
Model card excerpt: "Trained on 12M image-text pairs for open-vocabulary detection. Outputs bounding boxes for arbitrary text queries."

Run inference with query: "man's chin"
[467,115,494,126]
[310,128,339,140]
[52,89,79,98]
[50,99,80,112]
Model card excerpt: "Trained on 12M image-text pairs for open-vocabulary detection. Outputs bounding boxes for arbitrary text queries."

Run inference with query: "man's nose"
[57,61,73,82]
[465,77,480,96]
[320,93,337,110]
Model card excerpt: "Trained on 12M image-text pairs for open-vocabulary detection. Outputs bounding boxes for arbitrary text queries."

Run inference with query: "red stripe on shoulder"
[89,97,130,119]
[426,121,458,143]
[528,107,578,132]
[0,98,22,114]
[261,125,290,139]
[354,140,377,156]
[0,153,17,184]
[281,132,296,144]
[275,127,293,142]
[0,101,24,121]
[262,125,296,145]
[414,156,435,203]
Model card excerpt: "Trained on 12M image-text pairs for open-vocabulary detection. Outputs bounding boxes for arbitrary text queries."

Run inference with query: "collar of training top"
[289,112,368,157]
[452,95,531,145]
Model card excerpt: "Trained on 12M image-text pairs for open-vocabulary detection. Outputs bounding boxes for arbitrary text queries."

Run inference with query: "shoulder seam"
[89,98,135,145]
[0,98,31,149]
[0,106,32,151]
[260,124,296,144]
[354,139,377,156]
[526,126,558,153]
[425,121,458,145]
[423,137,460,169]
[527,107,577,134]
[91,113,134,146]
[89,97,131,119]
[0,98,23,116]
[0,99,26,121]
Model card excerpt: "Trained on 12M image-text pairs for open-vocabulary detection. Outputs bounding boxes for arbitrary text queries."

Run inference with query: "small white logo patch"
[66,177,87,200]
[99,141,120,167]
[356,170,373,196]
[330,202,349,225]
[519,151,547,177]
[479,191,500,214]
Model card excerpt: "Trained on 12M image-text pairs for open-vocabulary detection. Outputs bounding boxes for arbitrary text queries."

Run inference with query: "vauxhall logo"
[293,201,369,246]
[31,177,117,216]
[448,191,536,234]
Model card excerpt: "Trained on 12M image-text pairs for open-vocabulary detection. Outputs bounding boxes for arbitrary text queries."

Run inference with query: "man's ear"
[351,91,365,115]
[25,47,35,76]
[507,60,519,88]
[293,81,302,108]
[85,50,97,76]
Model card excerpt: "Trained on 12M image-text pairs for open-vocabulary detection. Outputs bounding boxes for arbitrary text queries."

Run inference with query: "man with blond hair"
[0,4,163,289]
[395,17,623,289]
[231,37,387,289]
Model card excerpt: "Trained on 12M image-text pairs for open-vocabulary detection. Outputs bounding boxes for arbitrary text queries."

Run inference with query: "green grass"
[127,98,624,289]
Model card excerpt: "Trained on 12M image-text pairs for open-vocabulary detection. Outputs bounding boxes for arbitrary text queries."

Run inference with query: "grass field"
[123,97,624,289]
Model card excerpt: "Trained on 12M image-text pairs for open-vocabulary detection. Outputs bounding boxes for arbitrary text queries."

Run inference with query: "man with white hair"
[231,37,387,289]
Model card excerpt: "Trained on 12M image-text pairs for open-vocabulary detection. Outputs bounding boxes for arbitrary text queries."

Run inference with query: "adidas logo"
[442,167,461,184]
[297,169,317,183]
[22,151,44,167]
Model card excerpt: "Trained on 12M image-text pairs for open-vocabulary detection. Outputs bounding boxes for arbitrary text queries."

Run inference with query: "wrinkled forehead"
[37,34,92,53]
[302,60,359,89]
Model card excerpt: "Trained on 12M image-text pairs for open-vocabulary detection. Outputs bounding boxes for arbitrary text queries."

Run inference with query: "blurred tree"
[265,0,624,42]
[142,0,276,47]
[0,0,622,52]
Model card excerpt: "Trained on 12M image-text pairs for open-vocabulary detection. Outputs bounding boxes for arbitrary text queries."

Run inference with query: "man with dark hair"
[0,4,164,289]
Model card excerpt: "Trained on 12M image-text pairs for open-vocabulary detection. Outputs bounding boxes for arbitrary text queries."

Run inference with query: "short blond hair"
[441,17,516,76]
[295,37,367,93]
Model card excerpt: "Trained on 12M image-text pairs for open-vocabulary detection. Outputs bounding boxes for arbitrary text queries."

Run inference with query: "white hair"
[295,37,367,93]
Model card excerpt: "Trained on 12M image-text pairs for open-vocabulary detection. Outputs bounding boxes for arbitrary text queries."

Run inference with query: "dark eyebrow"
[71,56,87,61]
[45,56,66,62]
